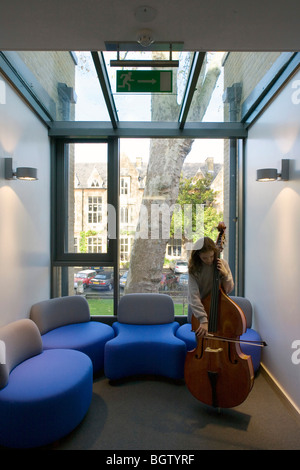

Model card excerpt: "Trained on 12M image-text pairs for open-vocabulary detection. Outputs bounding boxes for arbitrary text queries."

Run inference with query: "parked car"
[160,272,178,291]
[74,270,97,290]
[119,271,128,289]
[178,273,189,288]
[89,272,113,290]
[173,260,188,274]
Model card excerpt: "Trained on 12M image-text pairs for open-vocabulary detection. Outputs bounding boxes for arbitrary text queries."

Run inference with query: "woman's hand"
[195,322,208,337]
[217,259,228,278]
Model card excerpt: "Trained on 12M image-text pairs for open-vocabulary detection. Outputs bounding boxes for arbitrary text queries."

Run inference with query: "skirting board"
[260,363,300,420]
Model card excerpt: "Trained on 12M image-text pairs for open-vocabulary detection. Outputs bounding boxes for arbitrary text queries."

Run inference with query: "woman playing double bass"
[184,227,255,409]
[187,236,234,337]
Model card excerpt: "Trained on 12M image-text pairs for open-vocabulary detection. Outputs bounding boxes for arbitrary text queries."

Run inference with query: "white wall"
[245,69,300,412]
[0,74,51,327]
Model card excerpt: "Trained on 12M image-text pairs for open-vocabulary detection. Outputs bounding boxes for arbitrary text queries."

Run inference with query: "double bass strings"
[208,258,220,333]
[208,227,224,334]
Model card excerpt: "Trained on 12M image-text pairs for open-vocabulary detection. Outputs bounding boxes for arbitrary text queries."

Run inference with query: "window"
[167,239,182,257]
[59,141,110,256]
[118,138,226,313]
[120,206,129,224]
[52,140,118,310]
[120,238,130,262]
[120,177,130,195]
[58,266,115,316]
[88,196,102,224]
[90,178,100,187]
[87,236,103,253]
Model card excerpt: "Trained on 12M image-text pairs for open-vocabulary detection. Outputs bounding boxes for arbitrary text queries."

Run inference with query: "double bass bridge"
[205,346,223,353]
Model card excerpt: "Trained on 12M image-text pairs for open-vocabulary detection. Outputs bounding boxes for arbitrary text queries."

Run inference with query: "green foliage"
[170,173,223,242]
[79,230,98,253]
[79,231,87,253]
[203,206,223,240]
[177,172,215,207]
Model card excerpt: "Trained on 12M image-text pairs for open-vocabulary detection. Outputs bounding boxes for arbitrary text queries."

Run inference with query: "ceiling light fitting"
[137,29,154,48]
[256,159,290,182]
[5,157,38,181]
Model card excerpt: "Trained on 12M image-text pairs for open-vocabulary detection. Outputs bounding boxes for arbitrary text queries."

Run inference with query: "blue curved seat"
[104,293,187,381]
[175,296,262,373]
[0,319,93,448]
[30,296,114,374]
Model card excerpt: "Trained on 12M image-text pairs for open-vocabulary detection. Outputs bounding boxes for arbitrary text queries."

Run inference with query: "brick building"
[74,153,223,264]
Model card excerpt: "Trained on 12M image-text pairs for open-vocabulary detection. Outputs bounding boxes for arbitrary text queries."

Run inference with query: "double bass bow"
[184,222,260,409]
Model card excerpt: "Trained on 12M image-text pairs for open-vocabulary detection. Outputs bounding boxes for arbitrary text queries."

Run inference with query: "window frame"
[51,133,243,317]
[51,137,120,311]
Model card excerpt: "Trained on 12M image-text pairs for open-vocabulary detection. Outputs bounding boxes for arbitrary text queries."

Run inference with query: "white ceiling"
[0,0,299,52]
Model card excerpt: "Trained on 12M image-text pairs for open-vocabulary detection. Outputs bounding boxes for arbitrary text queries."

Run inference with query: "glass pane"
[5,51,284,123]
[103,50,194,122]
[222,51,281,122]
[119,137,226,314]
[74,51,110,121]
[2,51,110,121]
[66,142,108,254]
[54,266,114,315]
[187,51,282,123]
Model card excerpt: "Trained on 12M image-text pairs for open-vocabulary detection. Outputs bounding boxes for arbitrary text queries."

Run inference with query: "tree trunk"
[125,53,223,293]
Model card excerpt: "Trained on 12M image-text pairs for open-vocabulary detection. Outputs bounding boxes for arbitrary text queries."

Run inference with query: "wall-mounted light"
[256,159,290,182]
[5,158,38,181]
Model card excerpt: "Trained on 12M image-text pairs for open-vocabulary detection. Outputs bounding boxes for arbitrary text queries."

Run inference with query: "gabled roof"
[75,158,223,189]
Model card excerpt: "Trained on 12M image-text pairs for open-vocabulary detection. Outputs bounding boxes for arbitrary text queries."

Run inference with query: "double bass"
[184,223,255,408]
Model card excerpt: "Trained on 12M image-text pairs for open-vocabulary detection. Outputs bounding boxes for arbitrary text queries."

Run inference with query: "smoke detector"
[134,5,157,23]
[137,28,154,47]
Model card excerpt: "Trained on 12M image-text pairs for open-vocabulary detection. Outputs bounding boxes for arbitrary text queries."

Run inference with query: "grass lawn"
[87,298,188,316]
[88,298,114,316]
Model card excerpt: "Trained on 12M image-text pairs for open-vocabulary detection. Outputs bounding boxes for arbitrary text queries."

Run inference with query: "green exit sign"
[116,70,173,93]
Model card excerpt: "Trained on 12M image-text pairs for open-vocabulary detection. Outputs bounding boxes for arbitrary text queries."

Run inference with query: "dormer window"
[88,167,103,188]
[90,178,100,187]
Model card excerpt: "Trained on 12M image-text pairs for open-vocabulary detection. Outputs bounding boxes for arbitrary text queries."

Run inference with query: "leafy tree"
[170,173,223,244]
[125,53,223,293]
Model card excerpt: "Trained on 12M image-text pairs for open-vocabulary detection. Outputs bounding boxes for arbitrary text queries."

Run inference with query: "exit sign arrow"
[138,78,157,84]
[116,70,173,93]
